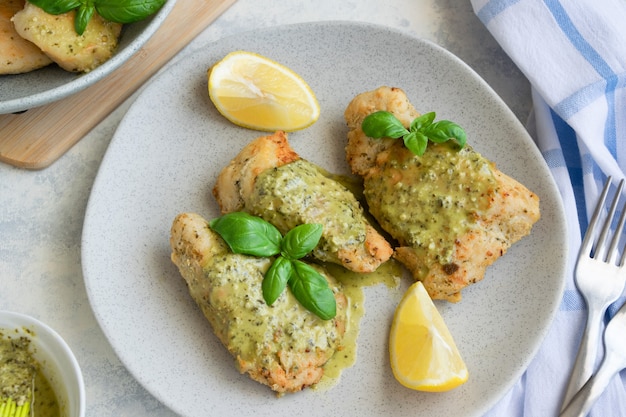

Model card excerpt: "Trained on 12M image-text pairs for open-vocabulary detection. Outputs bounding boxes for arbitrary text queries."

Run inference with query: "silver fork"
[560,300,626,417]
[560,177,626,411]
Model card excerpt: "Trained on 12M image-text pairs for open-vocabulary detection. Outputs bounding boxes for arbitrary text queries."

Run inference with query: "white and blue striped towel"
[470,0,626,415]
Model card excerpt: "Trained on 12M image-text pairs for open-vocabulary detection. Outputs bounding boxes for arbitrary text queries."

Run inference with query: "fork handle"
[561,308,604,409]
[559,351,622,417]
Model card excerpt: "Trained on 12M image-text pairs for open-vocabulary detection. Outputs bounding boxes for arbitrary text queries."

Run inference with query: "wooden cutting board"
[0,0,236,170]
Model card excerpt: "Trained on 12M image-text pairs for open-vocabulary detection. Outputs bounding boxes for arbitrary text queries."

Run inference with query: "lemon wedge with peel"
[389,281,469,392]
[208,51,320,132]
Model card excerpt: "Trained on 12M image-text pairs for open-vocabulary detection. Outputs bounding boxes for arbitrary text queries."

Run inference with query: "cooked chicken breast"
[12,2,121,72]
[170,212,348,394]
[0,0,52,74]
[213,131,393,273]
[345,86,540,302]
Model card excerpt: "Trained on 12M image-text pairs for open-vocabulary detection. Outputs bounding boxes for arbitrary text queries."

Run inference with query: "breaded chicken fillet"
[170,212,348,394]
[213,131,393,273]
[345,87,540,302]
[0,0,52,74]
[12,2,121,72]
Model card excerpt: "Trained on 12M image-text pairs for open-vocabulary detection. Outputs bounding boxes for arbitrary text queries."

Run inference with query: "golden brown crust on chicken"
[213,131,299,213]
[0,0,52,74]
[213,131,393,273]
[392,166,541,301]
[345,86,540,302]
[344,86,420,176]
[12,2,121,72]
[170,212,348,394]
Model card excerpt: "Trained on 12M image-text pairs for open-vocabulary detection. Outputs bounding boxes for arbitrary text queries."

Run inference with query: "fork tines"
[586,177,626,266]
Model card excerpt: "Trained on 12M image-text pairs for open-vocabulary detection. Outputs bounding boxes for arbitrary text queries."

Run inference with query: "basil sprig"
[361,110,467,156]
[209,212,336,320]
[28,0,167,35]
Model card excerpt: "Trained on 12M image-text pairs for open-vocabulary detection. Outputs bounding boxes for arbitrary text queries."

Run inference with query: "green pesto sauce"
[365,141,497,266]
[195,241,403,389]
[315,259,403,389]
[0,332,61,417]
[33,370,61,417]
[312,166,365,202]
[248,159,368,265]
[199,253,345,365]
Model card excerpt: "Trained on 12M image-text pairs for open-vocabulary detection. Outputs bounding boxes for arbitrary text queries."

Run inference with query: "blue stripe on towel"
[542,149,566,170]
[550,108,588,232]
[561,289,584,311]
[543,0,614,79]
[543,0,618,157]
[554,80,608,120]
[476,0,521,25]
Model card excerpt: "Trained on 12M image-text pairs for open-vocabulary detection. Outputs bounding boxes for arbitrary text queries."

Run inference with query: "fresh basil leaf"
[281,223,322,260]
[209,212,282,257]
[262,256,292,306]
[361,106,467,157]
[409,111,436,132]
[403,131,428,156]
[423,120,467,148]
[74,2,95,35]
[96,0,167,23]
[361,111,409,139]
[28,0,82,14]
[28,0,166,35]
[289,260,336,320]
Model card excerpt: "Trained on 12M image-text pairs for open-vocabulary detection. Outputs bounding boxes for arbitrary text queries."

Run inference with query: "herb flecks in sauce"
[249,159,368,264]
[0,331,61,417]
[210,212,337,320]
[0,336,34,407]
[203,253,344,363]
[364,141,497,276]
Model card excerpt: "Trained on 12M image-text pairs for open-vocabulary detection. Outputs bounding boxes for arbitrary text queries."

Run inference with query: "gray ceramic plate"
[82,21,567,417]
[0,0,176,114]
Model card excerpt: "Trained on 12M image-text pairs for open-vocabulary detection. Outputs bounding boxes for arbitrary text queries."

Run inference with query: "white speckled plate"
[0,0,176,114]
[82,21,567,417]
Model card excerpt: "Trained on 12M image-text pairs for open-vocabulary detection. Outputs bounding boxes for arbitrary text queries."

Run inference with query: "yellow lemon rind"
[389,281,469,392]
[207,51,320,132]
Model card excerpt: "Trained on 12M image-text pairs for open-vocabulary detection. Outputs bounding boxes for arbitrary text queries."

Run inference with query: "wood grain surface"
[0,0,236,169]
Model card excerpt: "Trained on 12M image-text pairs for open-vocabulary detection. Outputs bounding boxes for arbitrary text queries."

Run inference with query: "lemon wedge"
[389,281,469,392]
[207,51,320,132]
